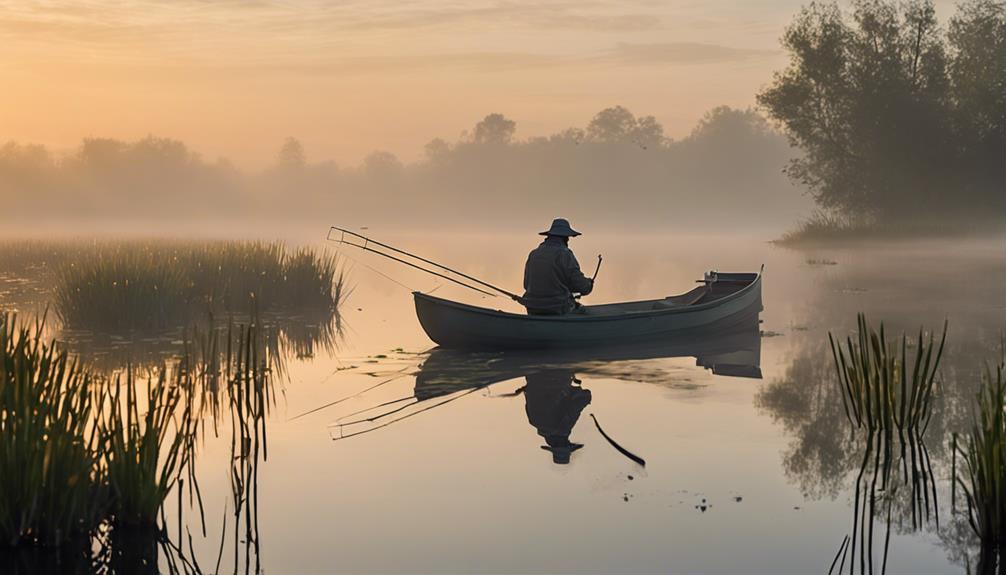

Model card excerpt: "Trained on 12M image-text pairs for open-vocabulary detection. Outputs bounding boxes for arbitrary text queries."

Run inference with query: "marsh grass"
[776,212,984,246]
[0,313,106,548]
[955,364,1006,574]
[0,308,274,573]
[830,314,946,434]
[101,368,199,528]
[828,314,945,574]
[49,240,347,333]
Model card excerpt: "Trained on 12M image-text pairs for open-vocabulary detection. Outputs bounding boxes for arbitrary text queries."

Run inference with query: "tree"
[363,150,403,176]
[585,105,665,147]
[424,138,451,163]
[758,0,954,222]
[586,106,637,143]
[473,113,516,145]
[277,137,306,170]
[948,0,1006,197]
[633,115,665,148]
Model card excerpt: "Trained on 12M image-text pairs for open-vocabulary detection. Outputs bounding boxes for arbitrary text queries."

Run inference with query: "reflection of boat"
[330,310,761,442]
[414,270,763,349]
[415,311,762,400]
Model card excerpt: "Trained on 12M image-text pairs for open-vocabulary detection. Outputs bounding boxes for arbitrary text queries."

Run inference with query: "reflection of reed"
[954,364,1006,574]
[59,307,343,376]
[0,310,275,574]
[829,427,939,575]
[827,315,944,575]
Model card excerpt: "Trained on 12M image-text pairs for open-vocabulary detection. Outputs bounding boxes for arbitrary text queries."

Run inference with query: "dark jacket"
[521,236,593,314]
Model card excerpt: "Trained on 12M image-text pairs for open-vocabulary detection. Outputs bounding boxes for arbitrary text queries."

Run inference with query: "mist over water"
[3,0,1006,571]
[2,231,1004,572]
[0,106,812,239]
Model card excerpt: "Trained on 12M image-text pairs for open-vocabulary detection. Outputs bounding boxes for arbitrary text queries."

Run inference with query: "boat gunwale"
[413,267,763,323]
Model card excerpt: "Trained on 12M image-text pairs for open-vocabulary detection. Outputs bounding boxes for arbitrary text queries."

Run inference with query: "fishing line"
[331,385,485,441]
[288,368,411,421]
[335,396,421,426]
[332,394,417,423]
[337,248,416,293]
[590,414,646,467]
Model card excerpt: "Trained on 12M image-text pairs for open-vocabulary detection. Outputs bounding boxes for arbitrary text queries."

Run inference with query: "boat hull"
[413,270,763,350]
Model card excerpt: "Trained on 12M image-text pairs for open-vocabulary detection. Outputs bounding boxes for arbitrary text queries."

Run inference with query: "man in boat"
[521,218,594,315]
[523,369,592,465]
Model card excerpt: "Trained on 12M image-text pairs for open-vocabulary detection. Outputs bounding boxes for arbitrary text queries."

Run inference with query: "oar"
[329,227,521,301]
[591,255,603,281]
[590,414,646,467]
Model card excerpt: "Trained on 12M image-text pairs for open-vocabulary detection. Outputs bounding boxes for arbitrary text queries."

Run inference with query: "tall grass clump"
[827,314,946,575]
[100,368,198,528]
[0,313,105,547]
[956,365,1006,574]
[830,314,946,434]
[54,241,347,333]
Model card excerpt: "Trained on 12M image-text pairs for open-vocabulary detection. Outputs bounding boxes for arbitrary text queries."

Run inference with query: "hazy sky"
[0,0,957,167]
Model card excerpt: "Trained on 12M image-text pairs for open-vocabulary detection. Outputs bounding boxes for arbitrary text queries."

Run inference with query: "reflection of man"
[523,369,592,465]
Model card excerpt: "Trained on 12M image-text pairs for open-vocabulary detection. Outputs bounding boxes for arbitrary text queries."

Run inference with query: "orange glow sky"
[0,0,957,167]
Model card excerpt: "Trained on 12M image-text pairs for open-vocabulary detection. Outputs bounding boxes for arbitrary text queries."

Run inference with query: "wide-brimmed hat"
[539,218,581,237]
[541,435,584,465]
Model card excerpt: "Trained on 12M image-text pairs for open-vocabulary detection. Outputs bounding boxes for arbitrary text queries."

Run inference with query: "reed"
[827,314,945,574]
[53,240,347,333]
[0,313,106,547]
[100,367,198,528]
[956,364,1006,574]
[0,303,277,574]
[829,314,946,433]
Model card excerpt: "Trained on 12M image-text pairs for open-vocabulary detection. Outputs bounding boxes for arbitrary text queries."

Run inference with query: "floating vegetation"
[827,315,945,574]
[955,364,1006,574]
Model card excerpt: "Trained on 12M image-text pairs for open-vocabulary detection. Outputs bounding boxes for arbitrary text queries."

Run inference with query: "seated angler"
[521,218,594,316]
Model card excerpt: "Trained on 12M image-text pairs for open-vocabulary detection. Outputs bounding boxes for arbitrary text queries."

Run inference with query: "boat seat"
[652,288,709,310]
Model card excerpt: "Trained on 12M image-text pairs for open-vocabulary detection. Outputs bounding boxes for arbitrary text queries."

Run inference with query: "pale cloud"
[606,42,780,65]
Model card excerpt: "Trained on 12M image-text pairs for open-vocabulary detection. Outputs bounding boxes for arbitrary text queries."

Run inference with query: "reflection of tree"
[758,321,1004,572]
[756,340,860,499]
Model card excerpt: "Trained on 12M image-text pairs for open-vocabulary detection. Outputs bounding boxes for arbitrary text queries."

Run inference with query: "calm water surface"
[4,231,1004,574]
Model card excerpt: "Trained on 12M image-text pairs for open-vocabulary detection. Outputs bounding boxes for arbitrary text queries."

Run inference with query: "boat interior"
[582,271,759,316]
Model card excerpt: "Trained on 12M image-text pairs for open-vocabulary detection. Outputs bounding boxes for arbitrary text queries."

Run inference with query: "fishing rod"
[329,226,521,300]
[335,237,497,298]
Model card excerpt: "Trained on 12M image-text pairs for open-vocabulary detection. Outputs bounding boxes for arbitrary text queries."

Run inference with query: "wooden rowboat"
[413,268,763,350]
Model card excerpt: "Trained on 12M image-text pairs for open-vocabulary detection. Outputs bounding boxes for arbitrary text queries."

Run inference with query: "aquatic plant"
[0,313,106,547]
[52,240,347,333]
[829,314,946,433]
[955,364,1006,574]
[0,302,278,574]
[100,367,198,528]
[827,314,945,574]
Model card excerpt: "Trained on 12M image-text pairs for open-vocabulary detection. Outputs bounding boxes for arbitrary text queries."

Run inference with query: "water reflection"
[524,370,591,465]
[54,309,342,375]
[333,312,762,448]
[757,317,1005,572]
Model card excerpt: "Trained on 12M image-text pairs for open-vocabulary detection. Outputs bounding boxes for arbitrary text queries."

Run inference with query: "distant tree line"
[0,105,808,232]
[759,0,1006,229]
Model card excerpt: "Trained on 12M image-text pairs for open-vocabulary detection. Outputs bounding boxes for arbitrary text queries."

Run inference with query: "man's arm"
[561,250,594,296]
